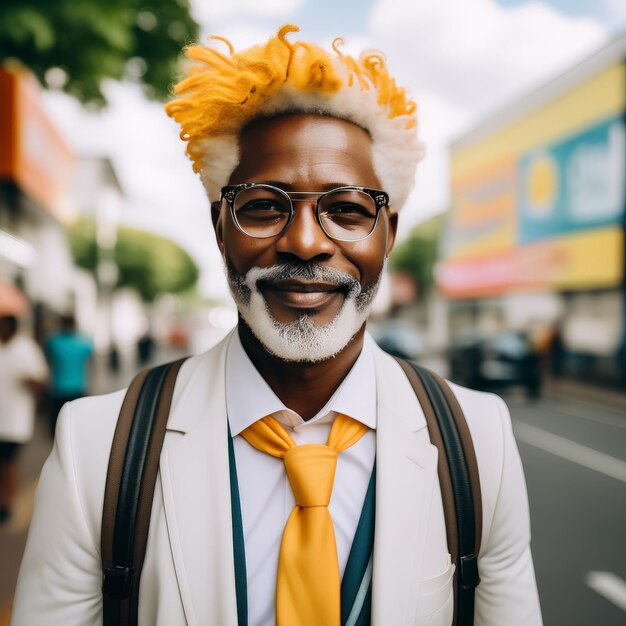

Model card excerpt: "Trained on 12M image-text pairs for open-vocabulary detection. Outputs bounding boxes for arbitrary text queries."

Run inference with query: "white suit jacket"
[12,331,542,625]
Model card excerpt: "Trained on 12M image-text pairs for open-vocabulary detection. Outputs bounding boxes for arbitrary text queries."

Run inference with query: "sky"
[43,0,626,298]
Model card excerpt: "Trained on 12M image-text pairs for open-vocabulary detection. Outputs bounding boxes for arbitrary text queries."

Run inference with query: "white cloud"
[196,22,280,51]
[362,0,607,225]
[190,0,303,31]
[602,0,626,22]
[367,0,605,115]
[400,90,469,227]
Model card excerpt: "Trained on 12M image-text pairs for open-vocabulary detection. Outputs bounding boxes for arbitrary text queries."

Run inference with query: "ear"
[385,210,398,256]
[211,200,225,256]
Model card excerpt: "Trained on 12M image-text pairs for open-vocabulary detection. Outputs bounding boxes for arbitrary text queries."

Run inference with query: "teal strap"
[227,425,248,626]
[341,462,376,626]
[345,555,373,626]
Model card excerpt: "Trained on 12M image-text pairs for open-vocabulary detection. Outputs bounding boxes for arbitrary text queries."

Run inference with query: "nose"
[274,201,336,261]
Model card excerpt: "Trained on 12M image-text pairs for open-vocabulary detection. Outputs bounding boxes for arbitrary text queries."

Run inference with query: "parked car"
[448,331,542,398]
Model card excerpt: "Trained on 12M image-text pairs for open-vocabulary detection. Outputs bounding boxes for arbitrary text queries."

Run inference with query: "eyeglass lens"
[233,186,378,241]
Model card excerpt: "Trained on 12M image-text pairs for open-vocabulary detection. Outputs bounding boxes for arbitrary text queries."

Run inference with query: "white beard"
[226,261,385,363]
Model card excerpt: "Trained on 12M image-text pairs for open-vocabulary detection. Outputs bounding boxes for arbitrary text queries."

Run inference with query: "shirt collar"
[225,329,377,436]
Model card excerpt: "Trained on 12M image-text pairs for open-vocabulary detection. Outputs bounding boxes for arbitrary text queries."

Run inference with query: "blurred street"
[509,389,626,626]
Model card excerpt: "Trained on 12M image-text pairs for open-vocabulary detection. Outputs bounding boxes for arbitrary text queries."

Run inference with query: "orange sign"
[0,66,74,221]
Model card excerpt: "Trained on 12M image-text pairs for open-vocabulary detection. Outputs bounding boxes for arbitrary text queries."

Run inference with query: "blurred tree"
[0,0,198,106]
[69,219,200,301]
[389,213,444,295]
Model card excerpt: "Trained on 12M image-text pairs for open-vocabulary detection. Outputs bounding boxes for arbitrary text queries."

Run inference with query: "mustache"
[226,262,361,307]
[226,259,385,313]
[246,263,360,292]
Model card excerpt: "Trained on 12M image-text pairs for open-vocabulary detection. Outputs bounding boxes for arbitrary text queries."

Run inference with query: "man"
[45,313,94,437]
[0,315,48,524]
[12,26,542,625]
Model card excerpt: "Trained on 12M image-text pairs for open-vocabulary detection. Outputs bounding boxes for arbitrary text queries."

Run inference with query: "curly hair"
[165,25,423,211]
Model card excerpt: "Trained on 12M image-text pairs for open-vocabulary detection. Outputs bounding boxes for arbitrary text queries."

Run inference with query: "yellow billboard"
[440,60,625,298]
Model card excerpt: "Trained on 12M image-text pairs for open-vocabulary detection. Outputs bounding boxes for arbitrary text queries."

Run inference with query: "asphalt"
[507,391,626,625]
[544,377,626,411]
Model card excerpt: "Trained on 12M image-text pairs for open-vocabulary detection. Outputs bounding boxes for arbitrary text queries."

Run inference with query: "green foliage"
[69,219,199,301]
[69,218,99,276]
[389,214,444,295]
[0,0,198,106]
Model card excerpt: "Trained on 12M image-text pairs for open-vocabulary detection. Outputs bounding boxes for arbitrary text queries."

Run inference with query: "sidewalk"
[544,376,626,411]
[0,344,188,612]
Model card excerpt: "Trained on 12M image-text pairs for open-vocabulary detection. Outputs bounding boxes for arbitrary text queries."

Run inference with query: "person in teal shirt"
[45,314,94,437]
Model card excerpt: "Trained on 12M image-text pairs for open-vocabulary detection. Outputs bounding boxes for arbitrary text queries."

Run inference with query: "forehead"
[229,113,380,189]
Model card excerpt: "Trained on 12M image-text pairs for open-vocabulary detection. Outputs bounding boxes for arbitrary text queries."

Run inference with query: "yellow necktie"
[240,413,369,626]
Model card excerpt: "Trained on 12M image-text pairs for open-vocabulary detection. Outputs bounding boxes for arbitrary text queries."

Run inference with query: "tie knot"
[284,444,338,508]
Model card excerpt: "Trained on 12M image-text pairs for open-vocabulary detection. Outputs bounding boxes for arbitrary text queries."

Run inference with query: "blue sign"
[518,115,625,243]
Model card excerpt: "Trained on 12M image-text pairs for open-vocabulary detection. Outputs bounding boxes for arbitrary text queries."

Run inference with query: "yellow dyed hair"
[165,25,423,210]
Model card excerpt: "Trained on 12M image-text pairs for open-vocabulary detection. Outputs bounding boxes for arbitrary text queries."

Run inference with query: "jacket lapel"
[370,344,439,625]
[159,333,239,626]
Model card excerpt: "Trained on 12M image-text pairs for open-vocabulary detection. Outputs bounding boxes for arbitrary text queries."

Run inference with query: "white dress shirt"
[226,330,377,626]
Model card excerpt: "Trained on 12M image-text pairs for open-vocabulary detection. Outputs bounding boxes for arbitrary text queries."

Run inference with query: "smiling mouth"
[259,279,347,309]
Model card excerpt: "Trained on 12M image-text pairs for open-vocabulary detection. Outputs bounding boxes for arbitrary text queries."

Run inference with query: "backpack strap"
[101,357,188,626]
[394,357,482,626]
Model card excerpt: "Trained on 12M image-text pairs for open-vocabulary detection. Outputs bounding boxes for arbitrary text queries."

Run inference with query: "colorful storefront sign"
[519,115,624,242]
[442,159,517,261]
[440,113,625,297]
[438,226,623,298]
[0,66,74,222]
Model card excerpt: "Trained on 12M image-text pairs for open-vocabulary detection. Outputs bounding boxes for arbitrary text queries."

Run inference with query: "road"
[2,375,625,625]
[506,390,626,626]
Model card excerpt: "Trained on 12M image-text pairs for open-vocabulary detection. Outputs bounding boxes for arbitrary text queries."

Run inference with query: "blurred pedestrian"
[0,315,48,524]
[136,330,155,366]
[550,322,566,378]
[44,314,94,437]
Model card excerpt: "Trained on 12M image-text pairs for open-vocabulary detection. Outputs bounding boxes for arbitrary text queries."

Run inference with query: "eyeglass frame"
[219,182,390,243]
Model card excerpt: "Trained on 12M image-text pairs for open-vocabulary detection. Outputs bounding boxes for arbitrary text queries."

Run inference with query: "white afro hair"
[166,25,424,211]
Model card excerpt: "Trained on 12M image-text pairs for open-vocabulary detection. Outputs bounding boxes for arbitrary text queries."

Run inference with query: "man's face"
[213,113,398,360]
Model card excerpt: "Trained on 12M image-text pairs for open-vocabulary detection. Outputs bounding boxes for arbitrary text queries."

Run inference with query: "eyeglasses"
[220,183,390,242]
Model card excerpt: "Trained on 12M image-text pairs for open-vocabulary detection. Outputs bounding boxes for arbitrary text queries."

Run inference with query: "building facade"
[438,34,626,386]
[0,64,76,327]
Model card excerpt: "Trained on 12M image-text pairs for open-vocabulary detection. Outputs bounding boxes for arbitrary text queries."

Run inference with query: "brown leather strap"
[430,371,483,555]
[101,358,189,626]
[101,368,150,574]
[394,359,459,564]
[128,357,188,624]
[395,358,484,626]
[101,368,149,626]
